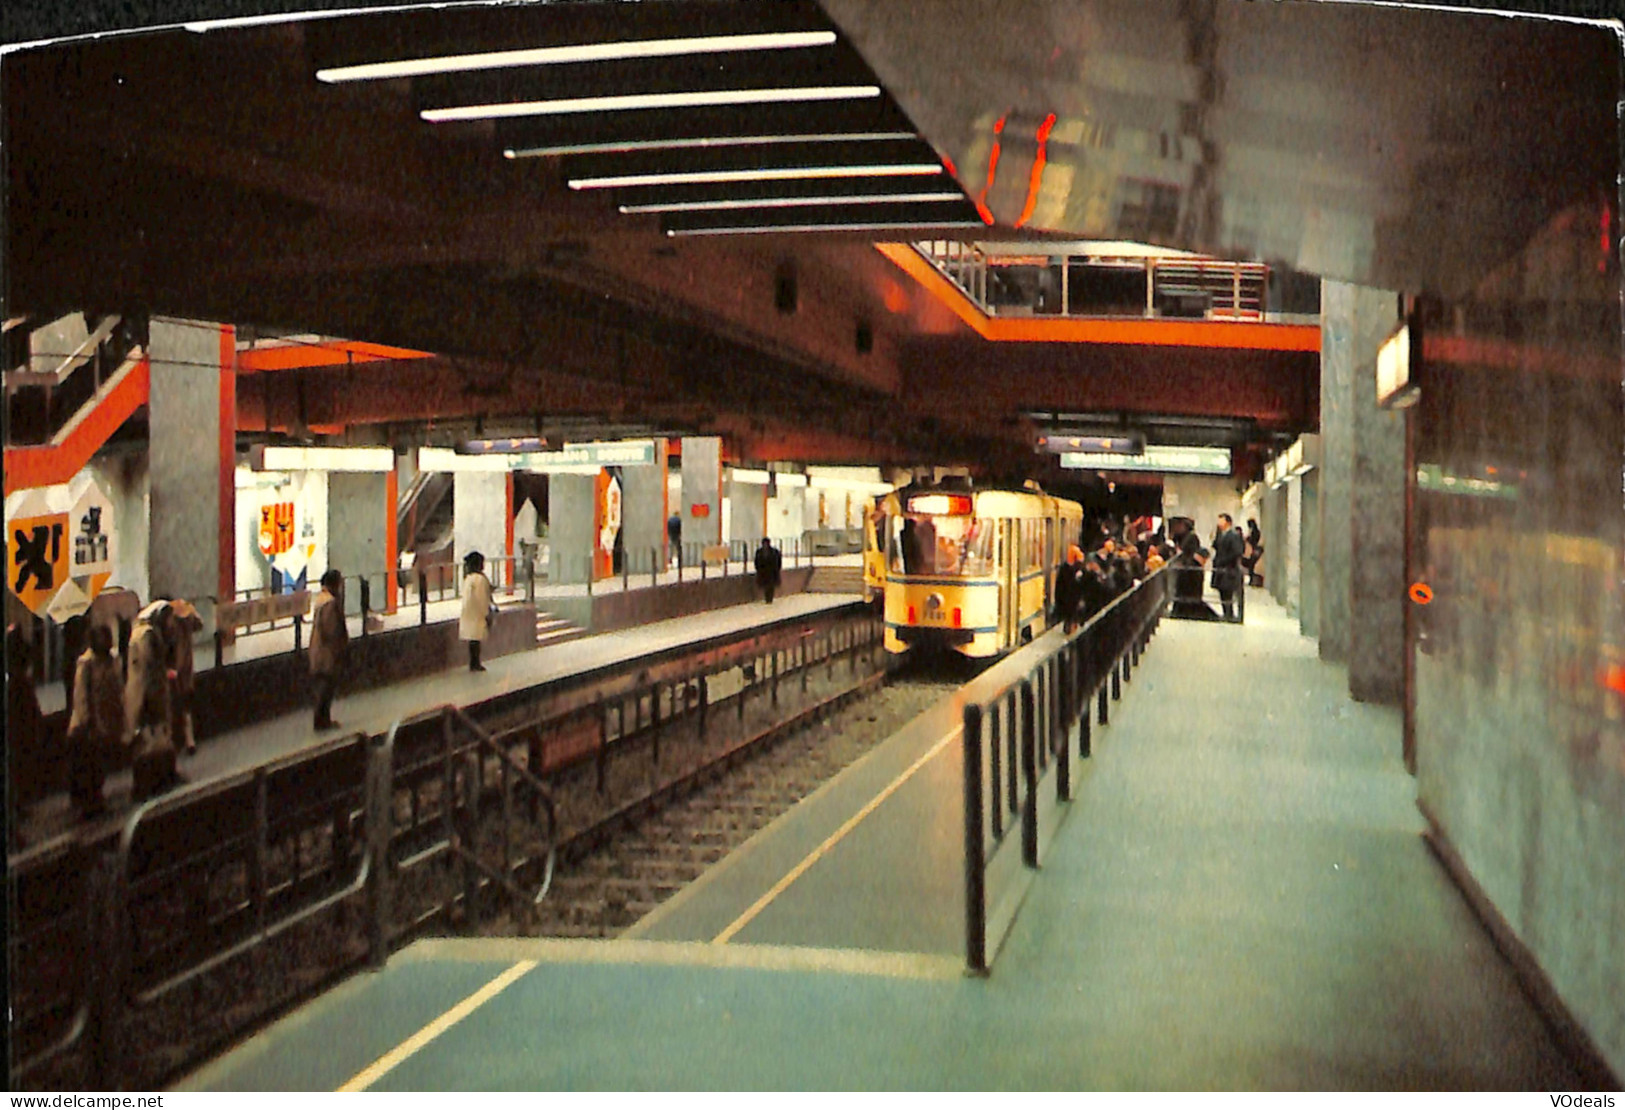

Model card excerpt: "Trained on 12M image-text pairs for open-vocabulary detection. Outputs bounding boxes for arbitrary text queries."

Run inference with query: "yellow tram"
[875,484,1082,658]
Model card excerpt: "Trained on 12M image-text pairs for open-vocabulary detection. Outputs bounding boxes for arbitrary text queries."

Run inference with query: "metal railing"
[8,704,559,1090]
[914,242,1273,323]
[961,569,1170,973]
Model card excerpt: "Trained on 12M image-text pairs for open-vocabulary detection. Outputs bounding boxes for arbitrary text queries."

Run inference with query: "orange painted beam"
[3,356,150,495]
[236,339,435,374]
[875,242,1321,352]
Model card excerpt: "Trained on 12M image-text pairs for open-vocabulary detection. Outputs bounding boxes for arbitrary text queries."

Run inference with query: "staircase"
[535,610,588,649]
[4,313,150,495]
[803,565,867,595]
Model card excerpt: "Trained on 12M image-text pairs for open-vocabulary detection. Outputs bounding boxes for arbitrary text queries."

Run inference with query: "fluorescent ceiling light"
[257,445,395,472]
[320,32,836,82]
[730,468,772,485]
[423,85,879,123]
[772,473,809,488]
[620,192,963,214]
[572,164,941,190]
[670,221,983,237]
[505,132,916,158]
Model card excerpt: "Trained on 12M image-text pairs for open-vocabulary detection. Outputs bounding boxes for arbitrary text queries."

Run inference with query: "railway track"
[508,678,953,937]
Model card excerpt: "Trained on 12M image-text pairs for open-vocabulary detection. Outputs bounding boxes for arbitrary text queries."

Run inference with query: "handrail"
[961,569,1170,973]
[4,314,121,392]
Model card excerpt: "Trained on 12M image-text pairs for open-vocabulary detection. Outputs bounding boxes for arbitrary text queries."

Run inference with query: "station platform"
[14,590,860,848]
[178,592,1581,1091]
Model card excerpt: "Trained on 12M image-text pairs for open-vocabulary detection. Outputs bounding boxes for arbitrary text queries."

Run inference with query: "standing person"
[308,569,349,730]
[1243,518,1264,586]
[1171,523,1215,619]
[460,551,494,672]
[7,626,43,847]
[1053,544,1087,633]
[667,512,682,568]
[167,598,204,755]
[1211,513,1246,622]
[125,601,182,801]
[753,536,783,604]
[68,623,123,819]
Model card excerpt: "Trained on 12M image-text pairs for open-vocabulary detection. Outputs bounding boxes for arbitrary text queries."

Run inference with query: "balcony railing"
[915,242,1288,324]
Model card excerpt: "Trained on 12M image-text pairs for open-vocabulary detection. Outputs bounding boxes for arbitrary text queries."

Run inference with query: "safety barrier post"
[87,850,124,1090]
[1020,678,1039,867]
[622,555,629,593]
[214,628,225,670]
[526,556,535,605]
[360,577,371,637]
[650,547,658,589]
[1055,654,1070,801]
[293,613,303,653]
[419,568,428,626]
[1112,648,1123,700]
[365,730,393,969]
[962,703,988,975]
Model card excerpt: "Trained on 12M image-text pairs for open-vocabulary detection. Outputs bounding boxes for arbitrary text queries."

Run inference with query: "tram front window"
[891,516,995,576]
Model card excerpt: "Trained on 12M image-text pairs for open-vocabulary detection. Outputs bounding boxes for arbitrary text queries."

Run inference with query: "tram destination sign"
[1061,446,1232,475]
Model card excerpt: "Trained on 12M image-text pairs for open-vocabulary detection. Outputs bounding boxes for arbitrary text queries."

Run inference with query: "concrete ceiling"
[5,0,1612,478]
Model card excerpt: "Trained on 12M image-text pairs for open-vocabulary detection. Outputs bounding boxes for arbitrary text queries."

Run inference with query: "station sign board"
[1060,446,1231,475]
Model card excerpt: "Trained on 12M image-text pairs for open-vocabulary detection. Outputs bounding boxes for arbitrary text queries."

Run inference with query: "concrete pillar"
[547,473,596,585]
[618,439,669,572]
[327,472,388,615]
[680,437,722,548]
[147,318,233,614]
[767,480,805,546]
[1299,469,1321,639]
[1265,484,1287,605]
[726,475,768,548]
[1319,280,1406,703]
[1284,476,1303,617]
[452,470,507,578]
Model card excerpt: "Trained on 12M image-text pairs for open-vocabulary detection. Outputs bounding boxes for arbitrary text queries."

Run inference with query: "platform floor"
[15,591,859,847]
[179,592,1580,1091]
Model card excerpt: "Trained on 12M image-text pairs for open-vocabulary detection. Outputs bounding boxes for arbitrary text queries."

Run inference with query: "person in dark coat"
[308,570,349,729]
[753,537,783,603]
[1053,544,1087,633]
[667,513,682,568]
[1242,517,1264,586]
[7,625,43,847]
[1211,513,1246,621]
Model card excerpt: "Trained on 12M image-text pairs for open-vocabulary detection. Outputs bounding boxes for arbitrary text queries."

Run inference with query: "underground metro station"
[3,0,1622,1092]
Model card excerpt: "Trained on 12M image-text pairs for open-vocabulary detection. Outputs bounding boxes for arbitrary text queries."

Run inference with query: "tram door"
[999,518,1020,650]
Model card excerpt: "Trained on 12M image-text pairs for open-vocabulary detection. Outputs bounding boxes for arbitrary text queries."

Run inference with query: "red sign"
[259,501,295,557]
[690,503,711,518]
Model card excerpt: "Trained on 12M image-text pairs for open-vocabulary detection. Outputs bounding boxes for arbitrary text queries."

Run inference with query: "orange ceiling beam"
[236,338,435,373]
[875,243,1321,352]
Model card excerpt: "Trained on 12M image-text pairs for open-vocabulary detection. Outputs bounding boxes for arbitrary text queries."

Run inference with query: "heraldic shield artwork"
[4,471,117,621]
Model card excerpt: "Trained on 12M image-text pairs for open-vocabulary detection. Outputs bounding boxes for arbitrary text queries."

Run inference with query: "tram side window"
[890,514,995,576]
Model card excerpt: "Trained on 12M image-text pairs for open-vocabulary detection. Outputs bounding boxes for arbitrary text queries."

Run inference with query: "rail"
[9,603,869,1089]
[961,568,1170,973]
[914,241,1277,323]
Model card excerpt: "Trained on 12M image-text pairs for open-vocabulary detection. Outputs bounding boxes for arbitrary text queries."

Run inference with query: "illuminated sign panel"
[420,440,656,472]
[1040,434,1145,455]
[1377,324,1415,407]
[1061,446,1231,475]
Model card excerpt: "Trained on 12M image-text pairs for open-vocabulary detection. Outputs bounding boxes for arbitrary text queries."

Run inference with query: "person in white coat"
[460,551,495,672]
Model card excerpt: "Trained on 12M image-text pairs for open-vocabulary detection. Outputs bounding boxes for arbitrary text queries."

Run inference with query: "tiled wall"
[1412,202,1625,1076]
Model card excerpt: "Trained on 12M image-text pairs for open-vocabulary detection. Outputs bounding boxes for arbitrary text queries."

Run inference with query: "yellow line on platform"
[336,959,537,1092]
[711,727,959,945]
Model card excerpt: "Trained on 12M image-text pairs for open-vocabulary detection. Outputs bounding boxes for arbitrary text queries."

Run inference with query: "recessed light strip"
[319,31,838,83]
[621,193,965,214]
[423,85,880,123]
[571,164,942,189]
[667,221,985,237]
[504,131,917,158]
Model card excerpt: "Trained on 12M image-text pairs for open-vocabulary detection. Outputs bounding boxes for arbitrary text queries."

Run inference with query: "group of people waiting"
[6,594,205,838]
[1049,513,1264,630]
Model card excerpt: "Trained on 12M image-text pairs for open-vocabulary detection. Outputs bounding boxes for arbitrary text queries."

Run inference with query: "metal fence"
[961,569,1170,973]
